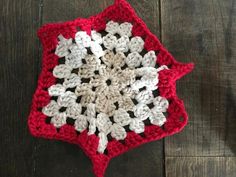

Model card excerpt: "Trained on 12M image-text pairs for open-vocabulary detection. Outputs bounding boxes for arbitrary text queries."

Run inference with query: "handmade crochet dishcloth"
[28,0,194,176]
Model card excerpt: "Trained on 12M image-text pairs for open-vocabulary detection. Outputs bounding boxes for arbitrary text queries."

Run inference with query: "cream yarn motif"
[42,21,169,153]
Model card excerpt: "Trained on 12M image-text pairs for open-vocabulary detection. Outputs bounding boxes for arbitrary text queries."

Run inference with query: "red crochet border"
[28,0,194,176]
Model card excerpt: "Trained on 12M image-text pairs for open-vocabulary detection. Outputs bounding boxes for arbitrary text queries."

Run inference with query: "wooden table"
[1,0,236,176]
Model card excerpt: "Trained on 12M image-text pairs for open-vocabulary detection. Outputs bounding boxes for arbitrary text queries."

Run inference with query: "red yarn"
[28,0,194,176]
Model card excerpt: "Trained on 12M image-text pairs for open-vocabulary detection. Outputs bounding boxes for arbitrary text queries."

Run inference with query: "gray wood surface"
[166,157,236,177]
[162,0,236,157]
[0,0,235,177]
[0,0,41,176]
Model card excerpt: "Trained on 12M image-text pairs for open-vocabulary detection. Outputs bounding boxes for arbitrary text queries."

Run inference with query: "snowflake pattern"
[42,21,169,153]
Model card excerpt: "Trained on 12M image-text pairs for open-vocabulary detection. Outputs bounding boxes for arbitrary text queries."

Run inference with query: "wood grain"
[42,0,113,23]
[0,0,41,177]
[106,141,163,177]
[161,0,236,157]
[166,157,236,177]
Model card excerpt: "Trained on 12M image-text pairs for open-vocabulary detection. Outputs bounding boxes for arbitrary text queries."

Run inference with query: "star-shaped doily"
[28,0,194,177]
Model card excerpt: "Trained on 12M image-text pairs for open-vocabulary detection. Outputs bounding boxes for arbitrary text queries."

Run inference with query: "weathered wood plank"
[166,157,236,177]
[106,141,163,177]
[161,0,236,156]
[0,0,41,177]
[42,0,113,23]
[35,1,163,177]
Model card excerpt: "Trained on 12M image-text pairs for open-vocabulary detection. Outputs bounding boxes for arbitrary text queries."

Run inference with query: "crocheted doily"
[28,0,194,177]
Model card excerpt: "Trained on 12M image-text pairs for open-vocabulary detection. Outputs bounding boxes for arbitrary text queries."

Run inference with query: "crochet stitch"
[28,0,194,177]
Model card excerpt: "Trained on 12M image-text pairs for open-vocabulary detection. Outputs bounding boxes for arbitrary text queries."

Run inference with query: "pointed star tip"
[173,62,194,80]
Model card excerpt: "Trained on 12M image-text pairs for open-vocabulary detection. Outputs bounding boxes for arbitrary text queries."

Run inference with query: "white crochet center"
[42,21,169,153]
